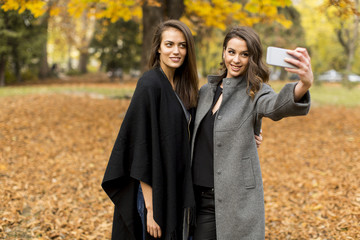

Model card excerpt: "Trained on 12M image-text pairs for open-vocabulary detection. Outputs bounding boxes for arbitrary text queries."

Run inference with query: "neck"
[160,64,175,88]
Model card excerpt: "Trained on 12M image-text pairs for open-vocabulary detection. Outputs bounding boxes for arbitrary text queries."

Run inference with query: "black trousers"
[193,186,217,240]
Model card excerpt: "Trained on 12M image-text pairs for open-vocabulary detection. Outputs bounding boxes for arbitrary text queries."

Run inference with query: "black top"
[101,68,196,239]
[192,83,223,188]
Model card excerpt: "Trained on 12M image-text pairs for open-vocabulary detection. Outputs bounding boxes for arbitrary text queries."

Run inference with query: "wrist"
[298,80,311,89]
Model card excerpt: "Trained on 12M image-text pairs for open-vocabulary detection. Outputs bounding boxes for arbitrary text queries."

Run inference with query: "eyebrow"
[227,48,248,53]
[164,40,187,44]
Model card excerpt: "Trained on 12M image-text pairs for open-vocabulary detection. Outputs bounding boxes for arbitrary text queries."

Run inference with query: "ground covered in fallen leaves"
[0,82,359,239]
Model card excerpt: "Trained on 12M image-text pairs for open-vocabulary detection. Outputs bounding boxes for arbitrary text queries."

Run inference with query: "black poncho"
[102,68,195,240]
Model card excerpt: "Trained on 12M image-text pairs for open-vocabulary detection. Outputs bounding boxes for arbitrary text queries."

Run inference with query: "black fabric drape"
[102,68,195,240]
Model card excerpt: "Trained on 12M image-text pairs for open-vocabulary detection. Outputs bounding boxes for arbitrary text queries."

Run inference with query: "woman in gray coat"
[191,26,313,240]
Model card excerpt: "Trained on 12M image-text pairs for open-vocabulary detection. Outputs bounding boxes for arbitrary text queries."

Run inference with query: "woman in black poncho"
[101,20,199,240]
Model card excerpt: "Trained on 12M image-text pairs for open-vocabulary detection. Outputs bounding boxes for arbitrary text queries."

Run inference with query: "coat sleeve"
[101,76,161,240]
[102,77,161,200]
[255,82,311,121]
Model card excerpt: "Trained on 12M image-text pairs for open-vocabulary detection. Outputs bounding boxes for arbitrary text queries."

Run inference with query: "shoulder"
[199,83,212,93]
[199,75,222,94]
[137,69,163,89]
[259,83,272,93]
[134,69,169,99]
[198,84,212,101]
[254,83,274,99]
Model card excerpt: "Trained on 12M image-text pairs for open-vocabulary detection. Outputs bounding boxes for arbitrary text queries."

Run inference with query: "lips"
[170,57,181,63]
[230,64,241,71]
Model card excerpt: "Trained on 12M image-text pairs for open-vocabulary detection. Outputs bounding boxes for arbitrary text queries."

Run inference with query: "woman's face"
[158,28,187,74]
[223,37,249,78]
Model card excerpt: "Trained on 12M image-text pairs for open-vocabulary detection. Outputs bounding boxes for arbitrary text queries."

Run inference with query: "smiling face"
[158,27,187,78]
[223,37,249,78]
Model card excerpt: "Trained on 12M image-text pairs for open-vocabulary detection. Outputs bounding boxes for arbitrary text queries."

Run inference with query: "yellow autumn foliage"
[93,0,142,22]
[1,0,46,17]
[1,0,294,30]
[320,0,360,19]
[185,0,292,30]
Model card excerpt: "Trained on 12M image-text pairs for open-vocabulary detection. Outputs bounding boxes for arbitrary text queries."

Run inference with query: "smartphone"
[266,47,298,69]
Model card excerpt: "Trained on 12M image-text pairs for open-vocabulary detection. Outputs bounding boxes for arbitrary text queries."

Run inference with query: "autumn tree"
[0,8,46,86]
[37,8,50,78]
[255,6,305,80]
[294,0,341,74]
[1,0,56,79]
[0,9,14,86]
[2,0,98,75]
[322,0,360,73]
[90,18,142,73]
[77,10,96,74]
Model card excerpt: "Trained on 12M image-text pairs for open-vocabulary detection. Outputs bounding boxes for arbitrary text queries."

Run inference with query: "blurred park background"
[0,0,360,239]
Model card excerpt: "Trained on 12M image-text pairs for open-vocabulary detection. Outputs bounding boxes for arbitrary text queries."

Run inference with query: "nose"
[173,46,180,54]
[233,54,241,63]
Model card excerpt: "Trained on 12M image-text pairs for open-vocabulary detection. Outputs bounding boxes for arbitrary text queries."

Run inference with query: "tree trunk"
[280,68,288,81]
[39,41,49,79]
[11,43,22,83]
[335,0,359,74]
[75,10,96,74]
[0,55,6,87]
[38,12,50,79]
[78,50,88,74]
[201,38,209,77]
[99,50,106,72]
[141,1,164,73]
[346,0,359,73]
[165,0,184,19]
[67,44,73,71]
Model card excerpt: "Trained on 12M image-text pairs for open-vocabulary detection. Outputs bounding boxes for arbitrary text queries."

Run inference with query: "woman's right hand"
[255,133,263,148]
[146,208,162,238]
[140,181,162,238]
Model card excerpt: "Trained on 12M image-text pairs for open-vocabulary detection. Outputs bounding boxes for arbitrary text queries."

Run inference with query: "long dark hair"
[220,26,269,99]
[148,20,199,109]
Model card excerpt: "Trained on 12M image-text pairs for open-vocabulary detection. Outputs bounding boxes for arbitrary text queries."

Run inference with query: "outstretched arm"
[285,47,314,102]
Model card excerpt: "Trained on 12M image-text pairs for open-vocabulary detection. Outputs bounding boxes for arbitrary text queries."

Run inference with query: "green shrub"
[5,71,16,84]
[21,69,38,82]
[66,69,82,76]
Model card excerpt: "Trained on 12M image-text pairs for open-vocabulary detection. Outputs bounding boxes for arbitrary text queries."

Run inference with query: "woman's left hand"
[285,47,313,88]
[284,47,314,101]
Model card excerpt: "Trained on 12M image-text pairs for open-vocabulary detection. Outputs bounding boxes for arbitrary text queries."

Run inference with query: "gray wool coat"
[191,75,311,240]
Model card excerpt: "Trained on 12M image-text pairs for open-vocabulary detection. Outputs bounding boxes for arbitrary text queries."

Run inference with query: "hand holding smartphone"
[266,47,299,69]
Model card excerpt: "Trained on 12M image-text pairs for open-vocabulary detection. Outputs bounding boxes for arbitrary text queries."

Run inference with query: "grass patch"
[1,81,359,107]
[269,80,360,107]
[0,85,134,99]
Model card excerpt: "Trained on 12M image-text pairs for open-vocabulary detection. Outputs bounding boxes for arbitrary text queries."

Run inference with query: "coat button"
[217,171,221,175]
[218,199,222,203]
[217,115,222,120]
[217,142,222,147]
[226,80,230,85]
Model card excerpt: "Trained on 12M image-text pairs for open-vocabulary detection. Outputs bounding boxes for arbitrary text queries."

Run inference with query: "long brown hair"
[148,20,199,109]
[220,26,269,99]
